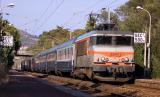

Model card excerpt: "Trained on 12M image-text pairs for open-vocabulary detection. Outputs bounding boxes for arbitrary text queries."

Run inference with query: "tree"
[71,29,86,38]
[28,26,70,54]
[116,0,160,77]
[99,8,119,24]
[1,20,21,69]
[85,9,119,31]
[85,13,96,32]
[0,19,21,83]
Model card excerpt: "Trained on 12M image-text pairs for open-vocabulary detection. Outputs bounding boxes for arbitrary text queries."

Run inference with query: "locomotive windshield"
[115,36,133,46]
[91,36,133,46]
[91,36,112,45]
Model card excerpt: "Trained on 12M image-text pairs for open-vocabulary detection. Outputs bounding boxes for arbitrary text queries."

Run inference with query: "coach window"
[60,50,62,60]
[51,53,54,61]
[61,50,65,60]
[57,51,59,60]
[50,53,52,60]
[62,50,64,59]
[68,48,70,59]
[60,51,62,60]
[64,49,66,59]
[69,47,73,59]
[57,52,59,60]
[64,49,67,59]
[65,48,67,59]
[61,50,63,60]
[66,48,69,59]
[53,52,56,60]
[58,50,61,60]
[67,48,69,59]
[70,47,73,57]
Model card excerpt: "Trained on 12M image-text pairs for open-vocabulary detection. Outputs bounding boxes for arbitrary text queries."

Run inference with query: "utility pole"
[107,8,110,23]
[136,6,152,77]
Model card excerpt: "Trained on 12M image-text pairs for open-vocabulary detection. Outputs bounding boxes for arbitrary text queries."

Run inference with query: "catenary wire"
[61,0,105,28]
[34,0,64,34]
[31,0,55,34]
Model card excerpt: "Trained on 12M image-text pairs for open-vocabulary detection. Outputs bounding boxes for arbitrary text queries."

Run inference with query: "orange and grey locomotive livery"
[21,29,135,82]
[74,31,134,82]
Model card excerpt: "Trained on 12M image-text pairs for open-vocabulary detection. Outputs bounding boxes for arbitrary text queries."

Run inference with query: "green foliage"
[151,55,160,77]
[0,19,20,84]
[28,26,86,54]
[117,0,160,77]
[71,29,86,37]
[0,20,21,72]
[85,9,119,31]
[85,16,96,32]
[100,9,119,24]
[3,22,21,54]
[134,44,144,66]
[85,21,95,32]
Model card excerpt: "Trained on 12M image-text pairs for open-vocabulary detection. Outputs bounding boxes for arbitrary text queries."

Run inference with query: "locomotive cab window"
[91,36,112,45]
[115,36,133,46]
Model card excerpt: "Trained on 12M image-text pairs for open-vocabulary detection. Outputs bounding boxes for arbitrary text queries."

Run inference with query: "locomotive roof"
[76,30,133,41]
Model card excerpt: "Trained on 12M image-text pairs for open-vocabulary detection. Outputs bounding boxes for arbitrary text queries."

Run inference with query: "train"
[21,23,135,83]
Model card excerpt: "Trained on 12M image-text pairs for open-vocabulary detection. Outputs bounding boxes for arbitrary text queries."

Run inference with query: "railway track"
[111,93,132,97]
[27,72,160,97]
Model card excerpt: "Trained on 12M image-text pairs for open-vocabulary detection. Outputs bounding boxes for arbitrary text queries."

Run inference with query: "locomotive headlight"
[97,58,100,62]
[122,57,129,62]
[101,57,105,62]
[101,57,109,62]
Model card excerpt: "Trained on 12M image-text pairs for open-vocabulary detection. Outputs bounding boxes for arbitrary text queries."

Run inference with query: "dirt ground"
[29,72,160,97]
[0,70,93,97]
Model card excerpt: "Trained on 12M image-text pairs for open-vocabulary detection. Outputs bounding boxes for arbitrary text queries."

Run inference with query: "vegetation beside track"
[0,20,21,85]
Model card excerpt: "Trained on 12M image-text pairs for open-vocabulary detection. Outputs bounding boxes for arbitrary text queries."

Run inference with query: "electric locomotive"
[72,23,135,82]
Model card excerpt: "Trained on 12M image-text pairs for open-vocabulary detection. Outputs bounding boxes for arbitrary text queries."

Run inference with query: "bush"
[151,55,160,77]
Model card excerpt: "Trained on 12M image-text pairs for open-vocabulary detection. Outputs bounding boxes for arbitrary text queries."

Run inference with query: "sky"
[1,0,128,35]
